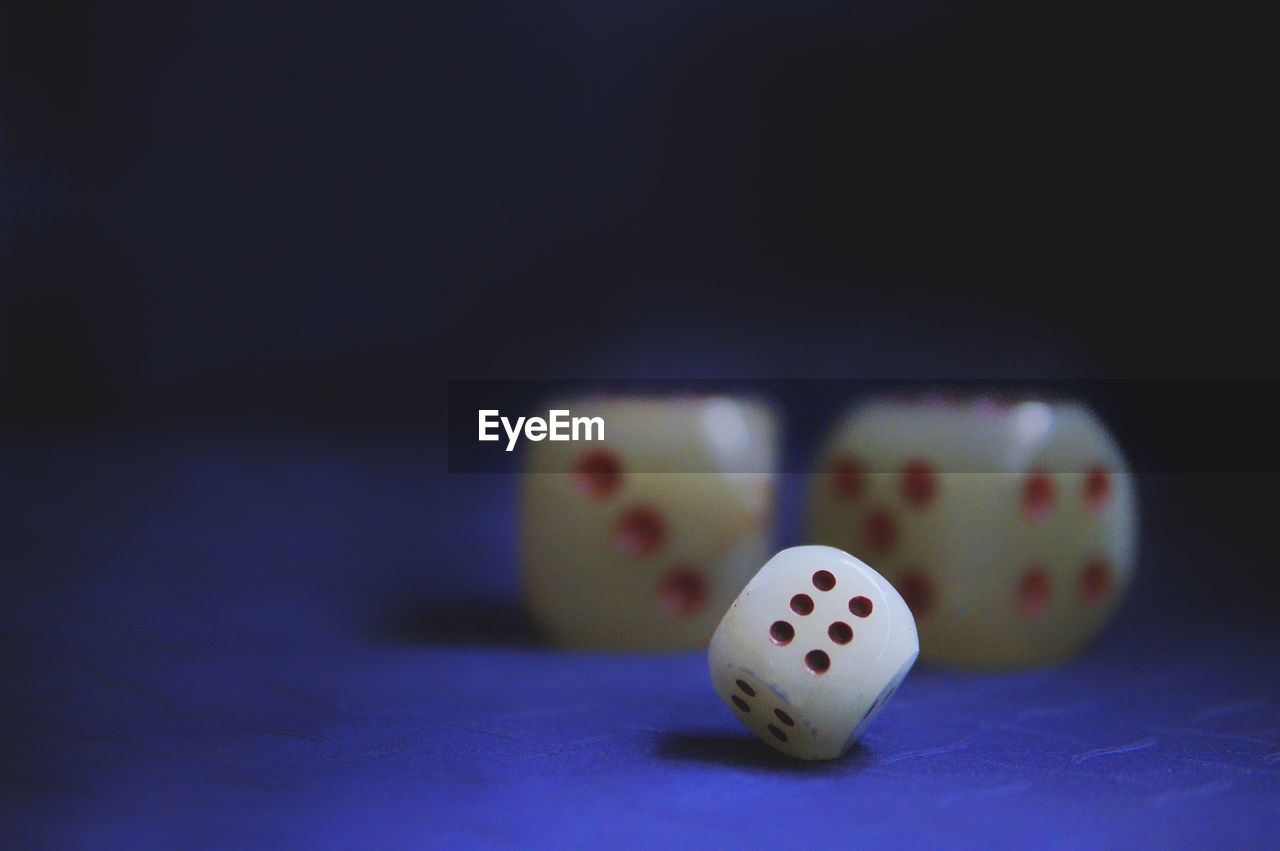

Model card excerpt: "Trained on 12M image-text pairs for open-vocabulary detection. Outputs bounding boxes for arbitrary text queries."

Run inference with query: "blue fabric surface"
[3,433,1278,848]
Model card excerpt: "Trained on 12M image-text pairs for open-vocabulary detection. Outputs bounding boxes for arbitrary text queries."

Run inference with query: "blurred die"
[807,397,1137,669]
[522,395,778,650]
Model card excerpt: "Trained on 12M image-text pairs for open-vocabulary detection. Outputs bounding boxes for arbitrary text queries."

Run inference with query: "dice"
[522,396,777,650]
[708,545,919,760]
[807,398,1138,669]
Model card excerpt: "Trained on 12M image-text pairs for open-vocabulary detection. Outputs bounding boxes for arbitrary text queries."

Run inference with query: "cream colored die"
[807,398,1138,669]
[521,396,777,650]
[709,546,918,760]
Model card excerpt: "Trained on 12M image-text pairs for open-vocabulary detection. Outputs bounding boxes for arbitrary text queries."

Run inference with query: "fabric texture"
[3,435,1277,848]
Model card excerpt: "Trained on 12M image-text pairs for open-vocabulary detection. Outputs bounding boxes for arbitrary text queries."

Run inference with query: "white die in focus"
[708,546,919,760]
[522,396,777,650]
[808,398,1138,669]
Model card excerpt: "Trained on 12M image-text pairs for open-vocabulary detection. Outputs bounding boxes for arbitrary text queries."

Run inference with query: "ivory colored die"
[709,546,919,760]
[521,396,777,650]
[808,398,1138,669]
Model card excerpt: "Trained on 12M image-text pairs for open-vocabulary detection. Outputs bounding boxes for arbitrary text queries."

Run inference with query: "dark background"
[2,2,1276,847]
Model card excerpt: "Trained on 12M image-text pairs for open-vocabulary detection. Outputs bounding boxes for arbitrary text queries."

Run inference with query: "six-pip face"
[709,546,919,760]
